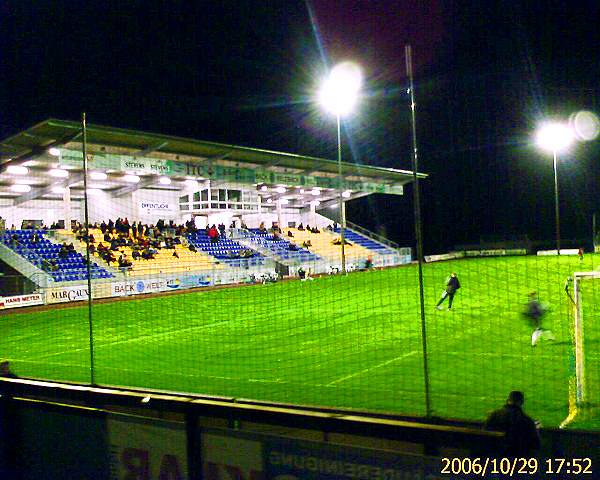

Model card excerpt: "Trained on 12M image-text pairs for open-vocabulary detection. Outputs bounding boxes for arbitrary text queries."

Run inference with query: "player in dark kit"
[525,291,555,346]
[435,273,460,310]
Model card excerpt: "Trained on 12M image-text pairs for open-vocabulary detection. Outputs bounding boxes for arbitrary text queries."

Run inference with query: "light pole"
[536,122,574,255]
[318,61,362,274]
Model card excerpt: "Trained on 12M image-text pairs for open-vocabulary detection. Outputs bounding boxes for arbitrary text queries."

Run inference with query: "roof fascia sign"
[58,148,403,195]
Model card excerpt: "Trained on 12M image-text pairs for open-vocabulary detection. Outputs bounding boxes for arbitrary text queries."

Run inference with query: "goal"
[561,271,600,428]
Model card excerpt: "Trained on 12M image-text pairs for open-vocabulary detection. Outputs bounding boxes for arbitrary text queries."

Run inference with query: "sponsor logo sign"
[108,415,188,480]
[202,432,263,480]
[0,293,44,309]
[111,279,168,297]
[46,285,90,304]
[140,201,173,213]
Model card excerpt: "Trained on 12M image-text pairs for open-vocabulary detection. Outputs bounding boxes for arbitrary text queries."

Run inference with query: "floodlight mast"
[536,122,574,255]
[318,62,362,274]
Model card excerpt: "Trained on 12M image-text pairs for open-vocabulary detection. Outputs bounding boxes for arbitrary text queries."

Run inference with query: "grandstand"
[0,119,419,293]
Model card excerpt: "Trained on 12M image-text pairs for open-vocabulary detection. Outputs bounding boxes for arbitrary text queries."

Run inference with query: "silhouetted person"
[485,391,540,457]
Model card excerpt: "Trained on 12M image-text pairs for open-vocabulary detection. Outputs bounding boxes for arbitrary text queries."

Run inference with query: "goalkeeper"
[525,291,555,346]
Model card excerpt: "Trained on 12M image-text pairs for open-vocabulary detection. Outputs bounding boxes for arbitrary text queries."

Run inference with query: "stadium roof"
[0,119,427,205]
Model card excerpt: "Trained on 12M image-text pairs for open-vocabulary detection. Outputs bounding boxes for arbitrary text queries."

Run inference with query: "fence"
[1,238,598,430]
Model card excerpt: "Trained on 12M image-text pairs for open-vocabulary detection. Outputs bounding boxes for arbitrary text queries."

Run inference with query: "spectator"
[297,223,304,231]
[485,391,540,457]
[172,250,179,259]
[9,234,19,247]
[302,240,312,248]
[258,222,266,233]
[218,223,226,236]
[59,243,69,258]
[208,225,219,243]
[287,231,294,237]
[0,360,17,378]
[188,244,197,253]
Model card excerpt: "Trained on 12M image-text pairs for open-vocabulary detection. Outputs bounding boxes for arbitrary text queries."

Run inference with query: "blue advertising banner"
[264,437,443,480]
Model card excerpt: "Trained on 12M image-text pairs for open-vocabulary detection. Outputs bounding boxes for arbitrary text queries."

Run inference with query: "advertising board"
[0,293,43,309]
[108,415,188,480]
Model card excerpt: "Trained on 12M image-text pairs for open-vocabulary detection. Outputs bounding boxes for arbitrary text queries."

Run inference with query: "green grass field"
[2,254,599,429]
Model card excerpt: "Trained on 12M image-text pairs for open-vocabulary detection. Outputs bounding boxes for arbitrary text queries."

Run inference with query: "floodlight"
[7,165,29,175]
[48,148,61,157]
[342,190,351,198]
[11,184,31,193]
[52,186,66,194]
[311,189,321,196]
[536,123,574,153]
[49,168,69,178]
[184,179,199,188]
[318,61,362,117]
[260,185,268,191]
[159,176,171,185]
[123,174,140,183]
[90,171,108,181]
[266,198,273,204]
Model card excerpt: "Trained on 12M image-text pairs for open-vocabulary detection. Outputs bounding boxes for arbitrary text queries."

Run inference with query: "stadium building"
[0,119,423,302]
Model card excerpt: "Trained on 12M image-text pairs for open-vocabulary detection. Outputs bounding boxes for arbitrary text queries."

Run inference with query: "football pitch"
[2,254,599,429]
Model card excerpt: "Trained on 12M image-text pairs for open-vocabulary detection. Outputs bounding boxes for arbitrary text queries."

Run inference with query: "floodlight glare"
[49,168,69,178]
[342,190,351,198]
[571,110,600,141]
[11,184,31,193]
[536,123,574,153]
[7,165,29,175]
[48,147,61,157]
[310,189,321,196]
[123,174,140,183]
[159,176,171,185]
[184,179,199,188]
[318,61,362,116]
[90,171,108,181]
[260,185,268,191]
[274,186,286,194]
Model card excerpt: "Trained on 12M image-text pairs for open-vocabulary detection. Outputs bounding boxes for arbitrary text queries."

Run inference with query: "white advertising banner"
[202,432,263,480]
[108,415,188,480]
[46,285,90,304]
[0,293,44,309]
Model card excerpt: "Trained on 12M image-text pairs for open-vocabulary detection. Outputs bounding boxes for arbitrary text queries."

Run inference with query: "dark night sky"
[1,1,599,253]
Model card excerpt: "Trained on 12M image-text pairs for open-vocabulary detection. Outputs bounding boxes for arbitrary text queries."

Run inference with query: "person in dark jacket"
[485,391,540,457]
[435,272,460,310]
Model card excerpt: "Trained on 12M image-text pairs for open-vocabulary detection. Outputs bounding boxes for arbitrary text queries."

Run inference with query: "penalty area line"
[327,350,418,386]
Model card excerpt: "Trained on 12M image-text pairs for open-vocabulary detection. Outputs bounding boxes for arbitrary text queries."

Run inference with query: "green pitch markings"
[1,253,599,428]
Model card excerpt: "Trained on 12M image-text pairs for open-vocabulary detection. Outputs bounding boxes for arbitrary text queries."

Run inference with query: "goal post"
[561,271,598,428]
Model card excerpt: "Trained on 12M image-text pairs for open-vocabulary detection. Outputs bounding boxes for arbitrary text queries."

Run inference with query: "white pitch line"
[34,319,232,360]
[327,350,418,386]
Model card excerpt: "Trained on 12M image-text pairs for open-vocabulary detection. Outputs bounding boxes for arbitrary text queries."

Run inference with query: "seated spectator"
[0,360,18,378]
[172,250,179,259]
[287,231,294,237]
[104,231,112,243]
[31,232,40,244]
[131,248,141,260]
[298,267,313,282]
[227,250,239,259]
[332,238,352,246]
[297,223,304,231]
[240,220,248,229]
[258,222,266,233]
[59,243,69,258]
[10,234,19,247]
[188,244,197,253]
[288,243,299,251]
[41,258,58,272]
[239,248,254,258]
[326,224,333,231]
[218,223,226,235]
[312,227,320,234]
[118,254,132,268]
[67,242,75,252]
[302,240,312,248]
[88,244,96,255]
[110,238,120,251]
[141,248,155,260]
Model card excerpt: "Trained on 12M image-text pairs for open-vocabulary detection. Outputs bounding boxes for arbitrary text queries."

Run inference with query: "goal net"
[561,271,600,428]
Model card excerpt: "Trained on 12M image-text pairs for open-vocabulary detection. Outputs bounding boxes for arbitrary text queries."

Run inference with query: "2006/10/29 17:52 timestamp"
[440,457,593,477]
